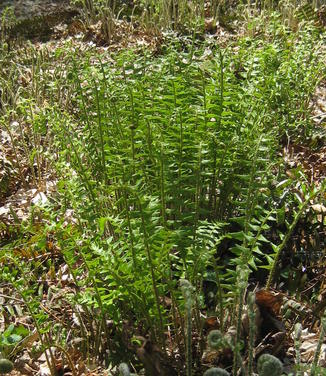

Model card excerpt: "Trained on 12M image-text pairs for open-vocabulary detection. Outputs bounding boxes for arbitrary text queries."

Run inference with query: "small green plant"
[0,324,28,359]
[0,357,14,375]
[118,362,131,376]
[207,330,231,351]
[0,325,18,374]
[205,331,233,375]
[203,367,230,376]
[257,354,283,376]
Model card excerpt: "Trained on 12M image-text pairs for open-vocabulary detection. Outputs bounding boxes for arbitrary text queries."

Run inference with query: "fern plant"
[1,11,326,374]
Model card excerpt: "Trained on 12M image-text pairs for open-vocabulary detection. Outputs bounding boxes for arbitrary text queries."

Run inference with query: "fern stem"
[160,145,167,228]
[311,316,326,376]
[28,103,42,184]
[128,88,137,178]
[61,120,97,205]
[233,285,245,376]
[73,61,100,163]
[294,323,303,376]
[247,292,255,376]
[1,119,27,188]
[137,195,165,346]
[93,78,107,184]
[44,344,78,376]
[78,246,112,360]
[180,279,194,376]
[123,187,137,270]
[210,48,224,217]
[266,183,325,289]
